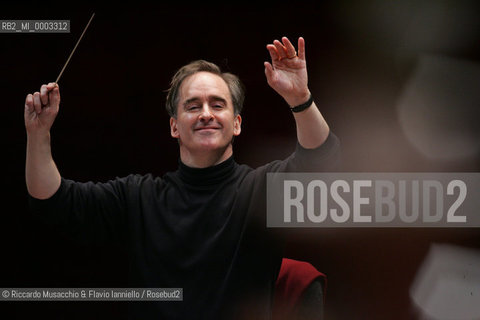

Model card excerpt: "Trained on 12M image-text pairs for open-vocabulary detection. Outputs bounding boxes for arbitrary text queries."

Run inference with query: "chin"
[197,143,224,151]
[194,139,230,152]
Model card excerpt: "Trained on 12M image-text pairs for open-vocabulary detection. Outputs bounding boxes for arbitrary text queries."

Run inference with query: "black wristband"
[290,94,313,113]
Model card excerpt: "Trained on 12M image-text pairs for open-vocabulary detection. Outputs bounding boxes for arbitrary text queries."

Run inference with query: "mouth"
[194,126,221,132]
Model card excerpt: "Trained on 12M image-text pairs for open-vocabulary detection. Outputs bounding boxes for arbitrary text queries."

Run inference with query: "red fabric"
[273,258,327,318]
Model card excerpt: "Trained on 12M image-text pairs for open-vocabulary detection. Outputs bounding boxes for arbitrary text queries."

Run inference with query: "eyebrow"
[183,95,228,108]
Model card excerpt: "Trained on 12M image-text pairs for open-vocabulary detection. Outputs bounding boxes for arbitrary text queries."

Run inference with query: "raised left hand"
[264,36,310,107]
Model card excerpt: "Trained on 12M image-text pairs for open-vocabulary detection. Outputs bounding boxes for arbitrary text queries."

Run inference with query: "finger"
[266,44,279,62]
[49,86,61,107]
[273,39,287,60]
[40,85,49,105]
[298,37,306,60]
[282,37,297,58]
[25,94,34,113]
[33,92,42,114]
[46,82,58,91]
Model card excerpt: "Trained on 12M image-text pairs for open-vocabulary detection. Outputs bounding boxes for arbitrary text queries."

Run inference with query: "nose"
[199,104,214,122]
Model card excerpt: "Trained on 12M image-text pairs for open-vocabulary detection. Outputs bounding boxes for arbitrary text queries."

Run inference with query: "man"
[25,36,339,319]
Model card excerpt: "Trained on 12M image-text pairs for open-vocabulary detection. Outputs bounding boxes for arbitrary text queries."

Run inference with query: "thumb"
[264,61,274,81]
[49,86,61,108]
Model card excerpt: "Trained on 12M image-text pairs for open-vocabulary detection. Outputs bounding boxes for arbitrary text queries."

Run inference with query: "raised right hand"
[24,82,60,135]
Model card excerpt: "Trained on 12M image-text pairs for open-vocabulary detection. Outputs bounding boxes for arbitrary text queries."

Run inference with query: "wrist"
[286,90,311,108]
[27,130,51,143]
[290,94,314,113]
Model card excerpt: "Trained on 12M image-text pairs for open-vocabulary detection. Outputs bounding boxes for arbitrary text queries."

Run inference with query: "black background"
[2,1,480,319]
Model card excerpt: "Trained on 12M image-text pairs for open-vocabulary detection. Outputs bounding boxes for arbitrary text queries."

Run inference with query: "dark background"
[2,1,480,319]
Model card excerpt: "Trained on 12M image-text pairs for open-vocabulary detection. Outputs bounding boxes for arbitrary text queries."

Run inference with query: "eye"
[212,104,224,109]
[187,105,200,111]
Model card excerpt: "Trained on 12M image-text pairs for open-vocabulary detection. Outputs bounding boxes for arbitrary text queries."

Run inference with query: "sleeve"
[27,175,139,246]
[245,131,340,232]
[264,131,341,173]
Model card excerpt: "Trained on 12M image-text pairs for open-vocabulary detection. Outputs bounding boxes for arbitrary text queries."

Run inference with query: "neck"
[179,144,233,168]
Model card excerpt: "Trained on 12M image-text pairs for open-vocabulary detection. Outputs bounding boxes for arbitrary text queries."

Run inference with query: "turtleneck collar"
[177,155,237,186]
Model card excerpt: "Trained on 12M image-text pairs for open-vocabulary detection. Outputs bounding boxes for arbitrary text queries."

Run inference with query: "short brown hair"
[165,60,245,117]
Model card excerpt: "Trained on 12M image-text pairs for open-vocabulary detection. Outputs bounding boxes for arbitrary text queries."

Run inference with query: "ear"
[170,117,180,138]
[233,114,242,136]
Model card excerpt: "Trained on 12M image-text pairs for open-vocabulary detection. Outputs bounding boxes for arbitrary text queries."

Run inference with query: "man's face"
[170,71,242,154]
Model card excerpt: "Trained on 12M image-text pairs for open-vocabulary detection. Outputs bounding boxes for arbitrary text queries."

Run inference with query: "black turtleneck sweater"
[28,132,340,319]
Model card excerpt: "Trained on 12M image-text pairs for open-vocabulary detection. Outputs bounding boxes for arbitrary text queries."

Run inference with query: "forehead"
[179,71,230,100]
